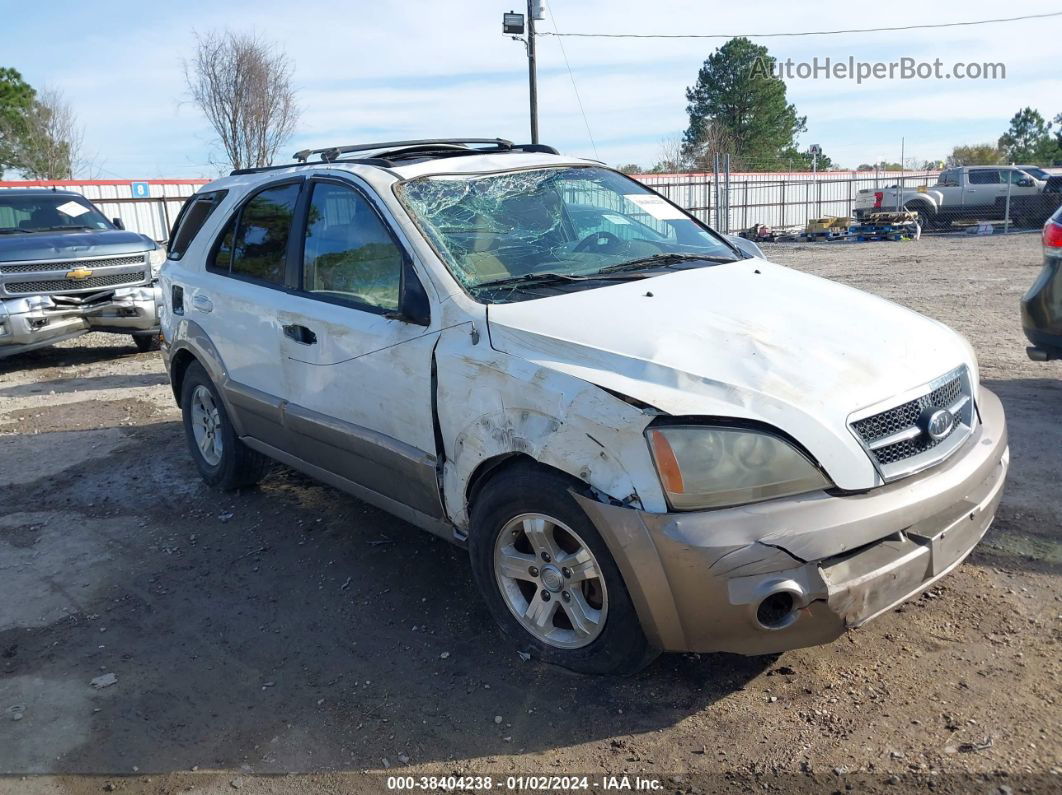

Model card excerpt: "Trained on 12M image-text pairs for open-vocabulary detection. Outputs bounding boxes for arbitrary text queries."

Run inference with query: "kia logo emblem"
[923,408,955,441]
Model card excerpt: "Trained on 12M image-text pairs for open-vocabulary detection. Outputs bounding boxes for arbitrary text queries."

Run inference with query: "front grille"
[849,368,974,480]
[5,270,147,294]
[0,255,145,274]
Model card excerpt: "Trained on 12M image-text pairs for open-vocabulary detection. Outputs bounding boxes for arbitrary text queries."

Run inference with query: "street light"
[503,3,545,144]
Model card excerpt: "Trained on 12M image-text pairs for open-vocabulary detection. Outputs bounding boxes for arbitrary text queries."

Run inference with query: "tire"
[468,463,658,675]
[180,361,268,490]
[904,203,931,230]
[132,333,161,353]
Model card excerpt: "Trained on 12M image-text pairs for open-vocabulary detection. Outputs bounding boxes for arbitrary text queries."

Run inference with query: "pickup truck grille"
[849,366,975,481]
[6,270,148,295]
[0,253,148,297]
[0,255,145,275]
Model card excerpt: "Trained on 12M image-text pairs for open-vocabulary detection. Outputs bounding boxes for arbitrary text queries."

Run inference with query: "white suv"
[160,139,1008,674]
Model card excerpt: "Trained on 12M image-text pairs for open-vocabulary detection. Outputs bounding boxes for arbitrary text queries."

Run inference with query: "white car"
[160,139,1009,674]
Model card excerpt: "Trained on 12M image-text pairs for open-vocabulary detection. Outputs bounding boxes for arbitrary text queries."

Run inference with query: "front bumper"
[576,386,1008,655]
[0,283,162,359]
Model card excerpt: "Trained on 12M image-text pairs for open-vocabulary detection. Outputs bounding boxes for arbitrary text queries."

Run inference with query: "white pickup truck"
[854,166,1044,227]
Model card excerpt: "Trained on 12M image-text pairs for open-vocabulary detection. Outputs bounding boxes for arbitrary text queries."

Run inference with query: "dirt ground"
[0,232,1058,795]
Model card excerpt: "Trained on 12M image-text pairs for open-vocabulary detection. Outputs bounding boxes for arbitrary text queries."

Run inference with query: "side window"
[938,169,959,187]
[302,182,404,312]
[209,183,300,282]
[968,170,1000,185]
[212,216,236,271]
[168,190,228,260]
[231,183,300,284]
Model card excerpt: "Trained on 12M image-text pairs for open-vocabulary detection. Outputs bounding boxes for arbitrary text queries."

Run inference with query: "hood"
[485,259,976,490]
[0,229,155,262]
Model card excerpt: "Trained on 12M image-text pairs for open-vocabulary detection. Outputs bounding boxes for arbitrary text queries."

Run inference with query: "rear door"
[275,176,444,519]
[190,178,304,450]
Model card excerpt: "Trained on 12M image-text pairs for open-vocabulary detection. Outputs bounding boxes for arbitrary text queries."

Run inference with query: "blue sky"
[2,0,1060,177]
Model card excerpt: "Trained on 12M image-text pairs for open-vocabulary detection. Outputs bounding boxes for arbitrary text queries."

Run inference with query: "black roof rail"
[229,157,393,176]
[228,139,561,176]
[293,138,515,163]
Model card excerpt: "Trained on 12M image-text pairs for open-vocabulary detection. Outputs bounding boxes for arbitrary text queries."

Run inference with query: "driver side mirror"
[112,217,125,230]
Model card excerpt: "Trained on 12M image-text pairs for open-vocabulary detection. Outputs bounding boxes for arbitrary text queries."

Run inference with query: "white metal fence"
[636,169,932,231]
[0,179,209,242]
[635,168,1062,233]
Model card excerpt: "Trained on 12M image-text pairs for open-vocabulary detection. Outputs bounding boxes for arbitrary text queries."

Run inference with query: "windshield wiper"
[596,252,737,274]
[25,225,94,233]
[473,270,648,291]
[0,229,24,234]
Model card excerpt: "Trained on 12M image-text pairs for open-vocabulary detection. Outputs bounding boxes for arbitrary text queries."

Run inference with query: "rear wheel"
[468,464,657,675]
[180,361,268,490]
[904,203,932,230]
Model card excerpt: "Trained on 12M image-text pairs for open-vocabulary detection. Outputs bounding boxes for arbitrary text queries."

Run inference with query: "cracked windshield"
[396,166,740,301]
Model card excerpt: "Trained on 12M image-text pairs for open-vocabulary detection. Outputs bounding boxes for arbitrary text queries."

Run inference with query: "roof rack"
[229,139,560,176]
[293,138,516,163]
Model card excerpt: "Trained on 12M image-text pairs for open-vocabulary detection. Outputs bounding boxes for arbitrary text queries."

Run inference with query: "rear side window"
[968,170,1000,185]
[168,190,227,260]
[210,182,301,285]
[938,169,960,187]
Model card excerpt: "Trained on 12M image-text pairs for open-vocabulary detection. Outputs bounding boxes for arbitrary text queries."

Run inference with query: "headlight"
[646,425,831,510]
[147,247,167,278]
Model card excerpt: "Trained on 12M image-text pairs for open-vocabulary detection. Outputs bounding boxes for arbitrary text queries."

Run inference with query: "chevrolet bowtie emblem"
[66,267,93,281]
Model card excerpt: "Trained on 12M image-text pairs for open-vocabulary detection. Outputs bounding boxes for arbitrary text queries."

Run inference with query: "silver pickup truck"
[854,165,1044,227]
[0,188,165,358]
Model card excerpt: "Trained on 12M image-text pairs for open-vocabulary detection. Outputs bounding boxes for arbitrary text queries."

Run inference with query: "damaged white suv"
[161,139,1008,674]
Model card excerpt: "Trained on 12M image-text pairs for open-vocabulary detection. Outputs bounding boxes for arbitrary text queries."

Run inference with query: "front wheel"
[468,465,657,675]
[132,333,161,353]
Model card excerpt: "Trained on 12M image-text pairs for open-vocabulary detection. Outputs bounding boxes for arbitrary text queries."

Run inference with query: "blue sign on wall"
[130,181,150,198]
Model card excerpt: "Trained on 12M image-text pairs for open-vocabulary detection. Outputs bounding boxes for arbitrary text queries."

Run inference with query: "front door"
[277,177,444,518]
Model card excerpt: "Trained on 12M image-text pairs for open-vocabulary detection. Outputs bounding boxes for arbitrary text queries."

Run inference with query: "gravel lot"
[0,232,1058,795]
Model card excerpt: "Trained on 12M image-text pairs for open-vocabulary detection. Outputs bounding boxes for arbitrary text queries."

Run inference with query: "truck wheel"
[132,333,161,353]
[904,204,931,230]
[180,362,268,490]
[468,464,658,675]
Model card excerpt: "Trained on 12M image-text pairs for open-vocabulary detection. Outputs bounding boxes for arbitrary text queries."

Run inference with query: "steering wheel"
[574,230,628,254]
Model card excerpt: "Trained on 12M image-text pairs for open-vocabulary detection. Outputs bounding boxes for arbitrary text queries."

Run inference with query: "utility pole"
[527,0,539,144]
[503,3,542,143]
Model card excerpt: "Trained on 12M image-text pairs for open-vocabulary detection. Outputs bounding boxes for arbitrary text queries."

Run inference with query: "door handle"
[191,294,213,313]
[283,323,317,345]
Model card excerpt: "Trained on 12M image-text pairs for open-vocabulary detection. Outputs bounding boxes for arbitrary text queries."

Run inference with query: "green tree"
[782,147,833,171]
[615,163,642,175]
[0,67,36,173]
[947,143,1004,166]
[998,107,1059,163]
[682,37,809,171]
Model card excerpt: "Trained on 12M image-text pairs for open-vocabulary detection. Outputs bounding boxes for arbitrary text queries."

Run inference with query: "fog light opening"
[757,591,797,630]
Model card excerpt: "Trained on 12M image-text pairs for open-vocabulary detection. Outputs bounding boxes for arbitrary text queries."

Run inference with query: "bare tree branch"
[184,30,300,170]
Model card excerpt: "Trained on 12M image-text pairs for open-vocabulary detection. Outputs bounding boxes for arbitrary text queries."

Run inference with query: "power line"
[537,10,1062,39]
[547,3,599,160]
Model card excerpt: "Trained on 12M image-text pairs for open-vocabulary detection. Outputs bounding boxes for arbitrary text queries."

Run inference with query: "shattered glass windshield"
[395,166,738,297]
